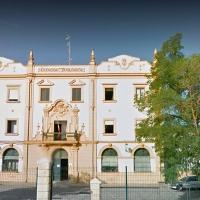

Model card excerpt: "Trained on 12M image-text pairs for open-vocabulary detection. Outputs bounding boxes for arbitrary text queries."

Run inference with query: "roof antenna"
[66,35,72,65]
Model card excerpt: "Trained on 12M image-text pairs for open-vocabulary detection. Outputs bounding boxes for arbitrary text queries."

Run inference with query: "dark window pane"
[105,88,113,100]
[7,120,17,133]
[105,125,113,133]
[72,88,81,101]
[41,88,50,101]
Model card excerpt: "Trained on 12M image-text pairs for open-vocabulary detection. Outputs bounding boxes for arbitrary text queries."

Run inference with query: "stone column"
[90,178,101,200]
[71,144,79,183]
[36,160,51,200]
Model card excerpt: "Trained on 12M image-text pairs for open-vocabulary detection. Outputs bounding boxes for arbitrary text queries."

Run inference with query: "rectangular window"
[7,120,17,133]
[7,85,21,103]
[102,83,117,103]
[105,120,114,133]
[105,88,113,100]
[72,88,81,101]
[136,88,145,100]
[8,89,18,101]
[41,88,50,101]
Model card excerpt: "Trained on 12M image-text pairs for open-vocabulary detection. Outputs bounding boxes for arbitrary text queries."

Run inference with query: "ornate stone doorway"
[52,149,68,181]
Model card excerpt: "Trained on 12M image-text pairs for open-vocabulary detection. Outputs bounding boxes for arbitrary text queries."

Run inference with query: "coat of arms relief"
[53,102,69,115]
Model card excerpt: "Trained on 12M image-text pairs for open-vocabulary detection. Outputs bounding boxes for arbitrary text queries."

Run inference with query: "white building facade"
[0,49,161,183]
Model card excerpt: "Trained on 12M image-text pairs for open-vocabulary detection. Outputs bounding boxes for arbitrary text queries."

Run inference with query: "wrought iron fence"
[0,167,37,200]
[0,166,200,200]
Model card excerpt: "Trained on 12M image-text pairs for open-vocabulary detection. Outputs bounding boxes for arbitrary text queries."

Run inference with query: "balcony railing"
[42,132,77,141]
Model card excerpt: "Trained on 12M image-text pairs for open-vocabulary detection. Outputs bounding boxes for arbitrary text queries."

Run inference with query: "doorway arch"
[52,149,68,181]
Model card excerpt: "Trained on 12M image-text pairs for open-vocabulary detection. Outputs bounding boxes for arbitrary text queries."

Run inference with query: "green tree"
[134,33,200,182]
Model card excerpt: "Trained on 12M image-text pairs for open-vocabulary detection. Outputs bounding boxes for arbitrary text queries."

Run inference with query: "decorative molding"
[32,132,42,141]
[115,61,120,66]
[68,79,86,86]
[122,58,127,66]
[53,101,69,115]
[102,83,118,85]
[131,144,155,157]
[0,145,23,159]
[37,79,54,86]
[97,145,122,158]
[46,99,71,114]
[115,58,135,70]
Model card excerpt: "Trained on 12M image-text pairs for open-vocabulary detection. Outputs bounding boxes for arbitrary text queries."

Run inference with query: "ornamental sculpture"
[53,102,69,115]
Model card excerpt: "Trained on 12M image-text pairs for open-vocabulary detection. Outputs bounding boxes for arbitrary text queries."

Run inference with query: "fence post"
[36,159,51,200]
[90,178,101,200]
[125,166,128,200]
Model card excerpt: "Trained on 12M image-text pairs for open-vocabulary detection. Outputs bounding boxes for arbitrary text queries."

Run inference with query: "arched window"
[134,148,150,172]
[2,148,19,171]
[101,148,118,172]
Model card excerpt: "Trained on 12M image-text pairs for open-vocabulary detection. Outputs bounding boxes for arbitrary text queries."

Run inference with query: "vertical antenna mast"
[66,35,72,64]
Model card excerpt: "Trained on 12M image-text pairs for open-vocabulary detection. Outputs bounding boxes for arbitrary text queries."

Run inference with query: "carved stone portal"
[53,102,69,115]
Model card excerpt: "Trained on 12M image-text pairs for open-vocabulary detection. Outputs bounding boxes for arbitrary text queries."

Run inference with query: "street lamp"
[125,143,132,153]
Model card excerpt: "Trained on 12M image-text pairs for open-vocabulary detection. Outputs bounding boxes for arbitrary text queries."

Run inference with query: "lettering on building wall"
[38,67,85,73]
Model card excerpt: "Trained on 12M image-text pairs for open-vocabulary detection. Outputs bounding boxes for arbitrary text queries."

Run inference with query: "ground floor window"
[101,148,118,172]
[134,148,151,172]
[2,148,19,171]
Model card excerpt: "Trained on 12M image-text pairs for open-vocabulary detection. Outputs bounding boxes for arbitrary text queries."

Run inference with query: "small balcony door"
[54,120,67,141]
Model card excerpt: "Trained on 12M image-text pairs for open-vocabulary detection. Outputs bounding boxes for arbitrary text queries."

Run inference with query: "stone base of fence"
[36,159,51,200]
[90,178,101,200]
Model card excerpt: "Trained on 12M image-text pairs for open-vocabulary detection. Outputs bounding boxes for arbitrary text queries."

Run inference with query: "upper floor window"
[69,79,85,103]
[103,119,117,136]
[72,88,81,101]
[135,118,146,141]
[133,83,148,102]
[105,88,113,100]
[5,119,19,136]
[40,88,50,101]
[102,83,118,103]
[7,120,17,133]
[6,85,21,103]
[37,79,54,103]
[136,88,145,100]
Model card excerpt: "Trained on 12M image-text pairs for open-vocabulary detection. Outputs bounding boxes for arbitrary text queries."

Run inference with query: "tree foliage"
[134,33,200,181]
